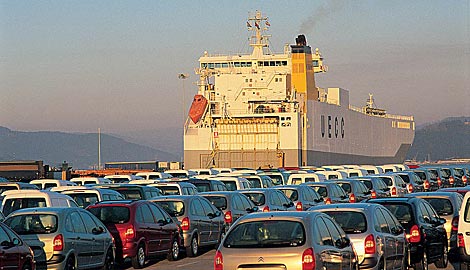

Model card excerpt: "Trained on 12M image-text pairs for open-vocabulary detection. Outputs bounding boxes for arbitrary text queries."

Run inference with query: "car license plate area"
[238,264,287,270]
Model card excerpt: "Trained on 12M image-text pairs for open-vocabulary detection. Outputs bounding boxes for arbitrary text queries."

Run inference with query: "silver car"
[4,207,115,270]
[309,203,407,270]
[215,211,358,270]
[240,188,295,212]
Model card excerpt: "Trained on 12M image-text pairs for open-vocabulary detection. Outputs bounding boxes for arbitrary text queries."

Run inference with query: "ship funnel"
[295,34,307,46]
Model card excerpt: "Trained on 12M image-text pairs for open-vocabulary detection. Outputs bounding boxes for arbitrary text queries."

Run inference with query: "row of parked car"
[0,163,470,270]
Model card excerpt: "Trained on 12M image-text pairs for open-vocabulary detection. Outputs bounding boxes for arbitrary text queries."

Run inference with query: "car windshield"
[88,206,130,224]
[5,214,58,235]
[67,193,99,208]
[424,198,454,216]
[243,193,265,206]
[154,201,185,217]
[324,211,367,234]
[224,220,305,248]
[205,196,227,210]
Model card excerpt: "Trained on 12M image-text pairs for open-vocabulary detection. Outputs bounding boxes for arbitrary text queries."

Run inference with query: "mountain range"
[0,116,468,169]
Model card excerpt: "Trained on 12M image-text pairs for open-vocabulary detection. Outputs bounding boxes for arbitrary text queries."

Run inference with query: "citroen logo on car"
[258,257,264,262]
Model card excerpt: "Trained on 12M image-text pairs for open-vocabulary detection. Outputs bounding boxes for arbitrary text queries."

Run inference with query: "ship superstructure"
[184,11,414,169]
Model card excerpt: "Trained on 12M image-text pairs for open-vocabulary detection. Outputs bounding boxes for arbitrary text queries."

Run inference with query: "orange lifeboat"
[189,95,208,123]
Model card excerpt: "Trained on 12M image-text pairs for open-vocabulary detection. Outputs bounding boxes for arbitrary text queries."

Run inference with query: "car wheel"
[186,235,199,257]
[21,262,32,270]
[167,237,180,261]
[414,250,428,270]
[461,262,470,270]
[64,256,76,270]
[131,244,146,269]
[434,244,448,268]
[101,248,115,270]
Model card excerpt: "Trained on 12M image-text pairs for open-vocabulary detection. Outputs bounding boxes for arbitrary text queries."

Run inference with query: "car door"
[319,216,354,270]
[190,198,210,244]
[0,225,19,270]
[149,203,173,251]
[314,216,342,270]
[79,210,107,266]
[381,208,406,269]
[67,210,92,267]
[422,200,447,258]
[375,209,396,269]
[137,204,161,255]
[200,198,221,243]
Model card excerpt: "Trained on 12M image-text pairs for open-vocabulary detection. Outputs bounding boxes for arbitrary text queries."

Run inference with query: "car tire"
[101,248,115,270]
[21,262,32,270]
[186,235,199,257]
[64,255,76,270]
[414,250,428,270]
[461,262,470,270]
[434,244,448,268]
[167,237,180,261]
[131,244,146,269]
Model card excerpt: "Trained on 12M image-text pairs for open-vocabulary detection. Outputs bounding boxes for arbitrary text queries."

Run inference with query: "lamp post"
[178,73,189,124]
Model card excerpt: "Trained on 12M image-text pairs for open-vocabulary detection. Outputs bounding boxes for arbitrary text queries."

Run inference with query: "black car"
[367,197,448,270]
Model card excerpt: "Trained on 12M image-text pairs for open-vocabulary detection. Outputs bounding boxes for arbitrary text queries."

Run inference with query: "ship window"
[275,61,281,66]
[279,78,283,82]
[215,63,221,68]
[282,61,287,66]
[241,62,248,67]
[247,62,252,67]
[258,61,264,66]
[270,61,275,66]
[313,60,319,67]
[287,117,291,120]
[234,62,240,67]
[250,79,253,82]
[222,63,228,68]
[264,61,269,66]
[275,78,278,82]
[208,63,215,69]
[281,117,285,121]
[201,63,208,68]
[245,79,249,83]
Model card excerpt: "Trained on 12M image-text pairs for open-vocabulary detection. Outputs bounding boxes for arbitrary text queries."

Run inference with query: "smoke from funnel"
[299,0,345,35]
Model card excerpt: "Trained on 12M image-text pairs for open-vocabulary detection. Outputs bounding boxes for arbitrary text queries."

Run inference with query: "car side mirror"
[92,227,104,234]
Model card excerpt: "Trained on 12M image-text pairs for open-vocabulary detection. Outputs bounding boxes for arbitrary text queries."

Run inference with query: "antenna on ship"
[247,10,272,57]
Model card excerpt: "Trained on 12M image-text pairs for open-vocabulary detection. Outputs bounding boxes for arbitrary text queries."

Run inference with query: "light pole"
[178,73,189,124]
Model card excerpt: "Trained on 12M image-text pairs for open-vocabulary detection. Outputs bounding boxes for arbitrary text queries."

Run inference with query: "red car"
[0,221,35,270]
[87,200,183,269]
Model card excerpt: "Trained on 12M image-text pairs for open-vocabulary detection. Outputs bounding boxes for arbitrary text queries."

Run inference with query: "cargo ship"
[184,11,415,169]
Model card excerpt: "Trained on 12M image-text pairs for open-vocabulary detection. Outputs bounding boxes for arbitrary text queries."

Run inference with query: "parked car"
[183,178,228,192]
[456,188,470,269]
[406,191,463,261]
[243,175,275,188]
[104,174,143,184]
[330,179,372,202]
[439,186,470,197]
[135,172,173,180]
[29,179,77,190]
[368,174,408,197]
[5,207,114,270]
[301,182,350,204]
[258,171,288,185]
[69,177,112,186]
[286,173,326,185]
[1,190,78,216]
[410,168,438,191]
[149,181,198,195]
[0,182,39,195]
[309,203,407,270]
[56,187,125,208]
[215,211,358,270]
[200,191,258,227]
[422,167,451,188]
[94,184,163,200]
[87,200,182,268]
[150,195,225,257]
[273,185,324,210]
[0,221,35,270]
[396,171,425,193]
[209,176,251,191]
[240,188,295,212]
[450,165,469,186]
[354,177,391,198]
[367,197,448,270]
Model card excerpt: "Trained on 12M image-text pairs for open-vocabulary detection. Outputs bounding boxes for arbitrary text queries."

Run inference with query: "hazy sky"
[1,0,469,134]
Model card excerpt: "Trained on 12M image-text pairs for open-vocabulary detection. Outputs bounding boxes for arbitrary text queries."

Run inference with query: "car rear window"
[323,211,367,234]
[424,198,454,216]
[0,186,18,194]
[243,193,265,206]
[382,203,413,226]
[204,196,227,210]
[246,178,262,188]
[361,180,372,190]
[279,189,298,201]
[193,183,211,192]
[337,183,352,194]
[2,198,47,216]
[115,189,143,200]
[378,177,392,186]
[158,186,180,195]
[312,186,327,198]
[5,214,58,234]
[221,181,237,191]
[154,201,185,217]
[223,220,305,248]
[88,206,130,224]
[67,193,99,208]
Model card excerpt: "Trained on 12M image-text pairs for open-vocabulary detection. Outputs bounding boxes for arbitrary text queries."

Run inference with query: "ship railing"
[349,105,414,121]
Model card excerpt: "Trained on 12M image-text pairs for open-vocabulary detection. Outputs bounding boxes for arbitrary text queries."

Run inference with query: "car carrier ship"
[183,11,415,169]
